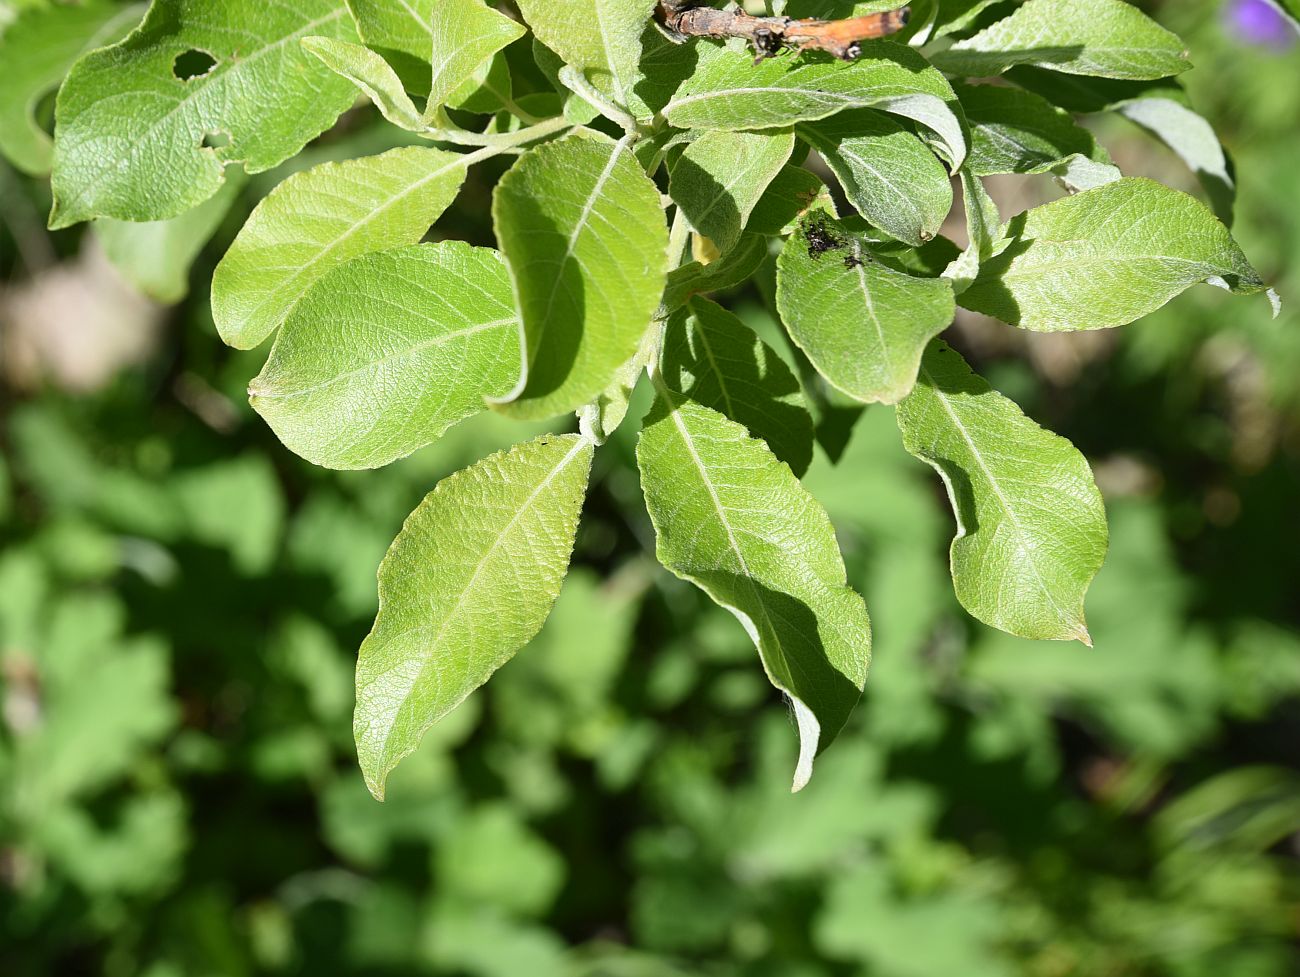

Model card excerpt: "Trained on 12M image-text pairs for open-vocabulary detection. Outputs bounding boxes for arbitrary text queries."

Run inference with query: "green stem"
[424,114,571,150]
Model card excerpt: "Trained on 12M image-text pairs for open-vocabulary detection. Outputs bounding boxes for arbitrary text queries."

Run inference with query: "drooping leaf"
[956,82,1107,177]
[491,132,668,420]
[638,393,870,791]
[895,341,1108,643]
[427,0,526,117]
[212,146,468,350]
[0,0,143,175]
[776,216,956,404]
[302,35,423,130]
[943,169,1002,295]
[49,0,359,227]
[960,178,1275,332]
[797,109,952,247]
[96,171,245,304]
[514,0,655,114]
[355,433,594,799]
[662,43,968,170]
[933,0,1192,81]
[661,297,814,475]
[1114,96,1235,224]
[248,242,519,470]
[669,129,795,256]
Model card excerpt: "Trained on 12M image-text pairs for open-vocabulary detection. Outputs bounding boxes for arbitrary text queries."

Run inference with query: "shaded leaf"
[658,231,770,319]
[0,0,143,175]
[491,133,668,420]
[957,82,1106,177]
[96,171,244,304]
[669,129,795,255]
[638,392,870,791]
[660,296,815,475]
[797,109,952,247]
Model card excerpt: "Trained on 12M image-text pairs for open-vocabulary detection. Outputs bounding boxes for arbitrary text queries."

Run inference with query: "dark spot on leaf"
[174,49,217,81]
[843,253,863,269]
[803,215,844,259]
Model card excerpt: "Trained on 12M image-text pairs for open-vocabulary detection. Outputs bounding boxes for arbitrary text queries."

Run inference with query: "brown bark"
[655,2,911,61]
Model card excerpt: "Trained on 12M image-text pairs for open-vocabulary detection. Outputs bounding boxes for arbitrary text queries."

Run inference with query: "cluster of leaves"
[5,0,1287,796]
[3,3,1300,971]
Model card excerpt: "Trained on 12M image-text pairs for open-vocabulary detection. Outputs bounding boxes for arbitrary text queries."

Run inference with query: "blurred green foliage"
[2,2,1300,975]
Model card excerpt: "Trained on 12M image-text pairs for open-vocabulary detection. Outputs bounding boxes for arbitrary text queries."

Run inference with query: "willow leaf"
[960,178,1275,332]
[249,242,519,470]
[776,216,955,404]
[50,0,358,227]
[638,393,870,792]
[896,341,1107,643]
[356,434,594,799]
[212,146,468,350]
[491,132,668,420]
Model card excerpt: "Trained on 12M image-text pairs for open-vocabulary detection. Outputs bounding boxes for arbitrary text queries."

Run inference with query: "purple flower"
[1226,0,1297,48]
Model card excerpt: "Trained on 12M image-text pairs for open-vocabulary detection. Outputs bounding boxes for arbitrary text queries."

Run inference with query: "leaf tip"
[1074,623,1094,648]
[789,696,820,793]
[1267,288,1282,319]
[47,198,76,231]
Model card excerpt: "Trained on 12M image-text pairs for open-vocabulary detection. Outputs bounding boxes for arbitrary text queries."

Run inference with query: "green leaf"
[355,433,594,799]
[796,109,952,248]
[933,0,1192,81]
[669,129,795,256]
[428,0,526,116]
[956,82,1106,177]
[302,35,423,130]
[776,216,956,404]
[638,393,870,791]
[960,178,1275,332]
[0,0,143,175]
[212,145,468,350]
[1113,96,1235,224]
[943,169,1002,294]
[895,341,1107,643]
[49,0,359,227]
[341,0,431,92]
[658,231,770,319]
[249,242,519,470]
[95,171,244,304]
[491,132,668,420]
[661,296,815,476]
[514,0,655,113]
[662,43,968,170]
[746,165,834,236]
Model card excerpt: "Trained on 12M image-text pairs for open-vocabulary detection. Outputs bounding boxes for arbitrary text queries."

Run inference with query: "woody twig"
[655,2,911,62]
